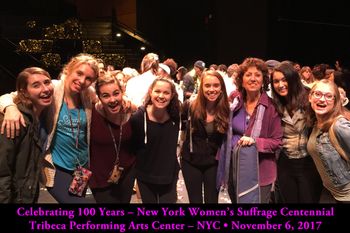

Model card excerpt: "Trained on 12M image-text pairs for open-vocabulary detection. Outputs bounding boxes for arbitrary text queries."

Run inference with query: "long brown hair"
[306,79,350,131]
[14,67,51,108]
[271,61,309,115]
[191,70,229,133]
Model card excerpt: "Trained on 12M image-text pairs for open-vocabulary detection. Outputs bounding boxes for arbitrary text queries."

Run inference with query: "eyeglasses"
[312,91,335,101]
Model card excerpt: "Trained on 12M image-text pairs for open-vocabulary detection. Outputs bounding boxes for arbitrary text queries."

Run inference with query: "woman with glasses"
[307,79,350,203]
[271,62,322,203]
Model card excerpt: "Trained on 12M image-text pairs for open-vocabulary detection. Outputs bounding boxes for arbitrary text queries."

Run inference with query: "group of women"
[0,54,349,204]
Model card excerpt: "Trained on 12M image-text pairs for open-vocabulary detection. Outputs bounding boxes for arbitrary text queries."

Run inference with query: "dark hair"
[163,58,178,76]
[236,57,270,99]
[271,61,309,115]
[14,67,52,108]
[191,70,230,133]
[143,78,181,123]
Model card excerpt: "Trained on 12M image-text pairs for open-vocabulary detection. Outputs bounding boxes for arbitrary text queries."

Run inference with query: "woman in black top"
[130,78,181,203]
[181,70,229,203]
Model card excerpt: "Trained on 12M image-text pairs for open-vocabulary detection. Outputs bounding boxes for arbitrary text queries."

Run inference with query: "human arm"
[0,92,26,138]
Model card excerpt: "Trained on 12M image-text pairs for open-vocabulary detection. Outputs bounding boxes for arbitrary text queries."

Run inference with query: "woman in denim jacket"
[307,79,350,203]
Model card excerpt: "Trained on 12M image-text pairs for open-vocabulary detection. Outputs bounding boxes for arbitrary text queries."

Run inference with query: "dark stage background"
[1,0,350,94]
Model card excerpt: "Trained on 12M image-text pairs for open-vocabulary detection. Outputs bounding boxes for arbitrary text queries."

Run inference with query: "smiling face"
[242,66,263,94]
[272,71,288,97]
[25,73,54,112]
[309,82,335,118]
[202,74,222,103]
[66,63,96,94]
[149,80,173,109]
[98,82,123,115]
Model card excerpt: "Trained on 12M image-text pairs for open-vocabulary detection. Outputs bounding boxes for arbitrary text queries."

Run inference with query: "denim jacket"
[314,117,350,187]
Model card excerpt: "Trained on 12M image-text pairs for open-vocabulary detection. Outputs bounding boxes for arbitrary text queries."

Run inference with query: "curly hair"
[236,57,270,99]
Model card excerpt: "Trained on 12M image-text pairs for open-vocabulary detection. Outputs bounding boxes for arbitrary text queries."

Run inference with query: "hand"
[237,136,255,147]
[122,96,137,113]
[1,105,26,138]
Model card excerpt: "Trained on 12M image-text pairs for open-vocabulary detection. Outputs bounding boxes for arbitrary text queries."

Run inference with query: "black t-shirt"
[130,107,180,185]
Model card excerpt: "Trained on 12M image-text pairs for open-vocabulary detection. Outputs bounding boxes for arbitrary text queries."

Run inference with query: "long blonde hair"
[62,53,99,80]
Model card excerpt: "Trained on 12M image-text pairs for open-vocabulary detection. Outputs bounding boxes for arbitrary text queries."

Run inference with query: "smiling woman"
[130,78,181,203]
[180,70,229,204]
[270,62,322,204]
[0,67,54,203]
[218,58,283,204]
[89,72,136,203]
[306,79,350,203]
[0,53,100,203]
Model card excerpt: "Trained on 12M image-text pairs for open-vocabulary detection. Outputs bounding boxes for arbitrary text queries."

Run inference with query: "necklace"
[106,115,124,166]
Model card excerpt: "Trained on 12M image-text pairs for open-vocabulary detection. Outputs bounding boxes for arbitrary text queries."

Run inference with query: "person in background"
[299,66,315,88]
[176,66,187,85]
[265,59,281,98]
[0,67,54,203]
[307,79,350,203]
[163,58,178,83]
[130,78,181,203]
[183,60,206,99]
[209,64,218,71]
[0,53,100,203]
[158,63,171,79]
[271,62,322,203]
[181,70,229,203]
[125,53,159,107]
[227,63,240,85]
[89,72,136,203]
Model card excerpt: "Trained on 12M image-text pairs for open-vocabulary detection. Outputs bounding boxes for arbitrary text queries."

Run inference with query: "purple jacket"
[217,92,283,187]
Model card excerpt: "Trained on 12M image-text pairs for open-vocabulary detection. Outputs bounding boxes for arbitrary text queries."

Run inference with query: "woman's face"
[66,63,96,94]
[98,82,123,114]
[242,66,263,94]
[272,71,288,97]
[202,74,222,103]
[25,73,54,109]
[309,82,335,117]
[302,69,311,81]
[149,81,173,109]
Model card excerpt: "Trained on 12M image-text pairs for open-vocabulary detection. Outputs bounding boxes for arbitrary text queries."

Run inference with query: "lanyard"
[107,115,124,166]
